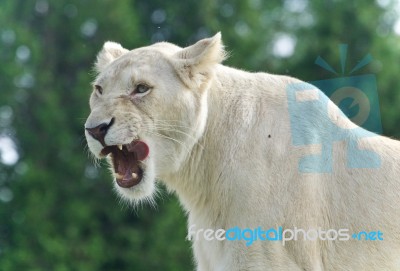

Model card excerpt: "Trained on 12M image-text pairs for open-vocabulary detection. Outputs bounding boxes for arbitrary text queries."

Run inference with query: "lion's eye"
[135,84,150,94]
[94,85,103,95]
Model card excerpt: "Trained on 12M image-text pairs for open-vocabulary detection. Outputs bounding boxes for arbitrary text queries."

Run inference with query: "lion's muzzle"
[85,117,150,188]
[85,118,114,146]
[101,141,149,188]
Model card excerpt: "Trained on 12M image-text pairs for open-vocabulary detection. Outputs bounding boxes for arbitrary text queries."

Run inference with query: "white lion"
[85,33,400,270]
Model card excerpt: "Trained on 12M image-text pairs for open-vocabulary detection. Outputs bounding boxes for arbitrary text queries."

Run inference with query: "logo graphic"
[329,86,370,127]
[286,45,382,173]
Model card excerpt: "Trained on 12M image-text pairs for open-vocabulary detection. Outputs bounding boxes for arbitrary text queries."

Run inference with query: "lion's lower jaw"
[113,159,156,204]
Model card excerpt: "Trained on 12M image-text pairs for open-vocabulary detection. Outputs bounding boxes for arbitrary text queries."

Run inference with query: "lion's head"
[84,33,225,204]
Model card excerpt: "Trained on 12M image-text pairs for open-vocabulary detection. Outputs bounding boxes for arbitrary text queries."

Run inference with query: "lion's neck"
[162,66,265,226]
[162,65,296,229]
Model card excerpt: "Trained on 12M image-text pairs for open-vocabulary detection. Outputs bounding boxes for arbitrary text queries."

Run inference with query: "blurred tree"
[0,1,192,270]
[1,0,400,270]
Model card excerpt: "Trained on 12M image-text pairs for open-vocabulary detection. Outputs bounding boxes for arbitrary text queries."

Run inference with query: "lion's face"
[84,34,225,203]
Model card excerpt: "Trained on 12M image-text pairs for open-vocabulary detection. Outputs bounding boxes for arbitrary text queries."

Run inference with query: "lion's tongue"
[122,167,133,181]
[113,140,149,187]
[116,152,136,179]
[127,140,149,161]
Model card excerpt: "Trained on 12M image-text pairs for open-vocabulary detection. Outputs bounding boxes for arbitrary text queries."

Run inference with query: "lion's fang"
[115,173,123,179]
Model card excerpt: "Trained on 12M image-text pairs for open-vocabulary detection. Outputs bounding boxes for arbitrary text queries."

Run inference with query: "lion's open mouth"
[100,140,149,188]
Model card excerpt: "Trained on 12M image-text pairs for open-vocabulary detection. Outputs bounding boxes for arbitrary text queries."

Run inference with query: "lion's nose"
[85,118,114,146]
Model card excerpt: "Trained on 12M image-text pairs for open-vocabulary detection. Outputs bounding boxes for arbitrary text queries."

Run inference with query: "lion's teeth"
[115,173,123,179]
[117,144,123,150]
[131,173,137,179]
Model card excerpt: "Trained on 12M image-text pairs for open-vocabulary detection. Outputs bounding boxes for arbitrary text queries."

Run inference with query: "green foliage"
[1,0,400,270]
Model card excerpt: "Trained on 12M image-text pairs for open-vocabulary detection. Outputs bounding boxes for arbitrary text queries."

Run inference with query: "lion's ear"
[172,32,227,88]
[95,41,129,73]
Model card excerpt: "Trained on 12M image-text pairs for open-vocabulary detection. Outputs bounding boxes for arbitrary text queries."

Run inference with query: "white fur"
[85,33,400,270]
